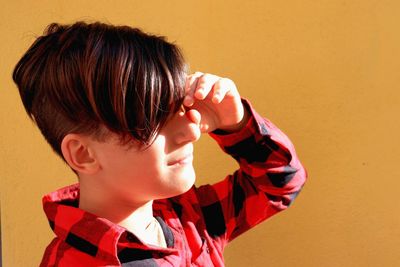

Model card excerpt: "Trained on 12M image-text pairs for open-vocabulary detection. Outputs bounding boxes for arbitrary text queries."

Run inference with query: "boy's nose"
[175,109,201,145]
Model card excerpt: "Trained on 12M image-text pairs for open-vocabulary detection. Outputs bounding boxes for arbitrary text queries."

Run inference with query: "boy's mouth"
[167,153,193,166]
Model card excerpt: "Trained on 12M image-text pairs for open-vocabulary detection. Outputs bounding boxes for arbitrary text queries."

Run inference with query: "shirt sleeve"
[194,98,308,245]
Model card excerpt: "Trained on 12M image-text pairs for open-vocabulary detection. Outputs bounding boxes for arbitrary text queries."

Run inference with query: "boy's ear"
[61,133,100,175]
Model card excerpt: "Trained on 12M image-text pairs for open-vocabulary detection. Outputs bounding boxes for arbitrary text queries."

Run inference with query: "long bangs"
[12,21,187,159]
[87,24,188,147]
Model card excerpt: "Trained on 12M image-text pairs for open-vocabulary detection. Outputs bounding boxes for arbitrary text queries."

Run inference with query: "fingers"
[193,73,220,100]
[183,72,203,106]
[184,72,235,106]
[185,108,201,125]
[210,78,235,104]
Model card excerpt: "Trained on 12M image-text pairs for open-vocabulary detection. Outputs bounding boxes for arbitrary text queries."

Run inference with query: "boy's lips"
[167,153,193,166]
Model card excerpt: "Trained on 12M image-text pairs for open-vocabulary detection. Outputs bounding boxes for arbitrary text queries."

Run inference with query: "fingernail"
[195,90,203,99]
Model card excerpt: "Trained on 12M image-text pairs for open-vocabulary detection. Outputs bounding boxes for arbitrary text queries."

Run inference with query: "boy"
[12,21,307,266]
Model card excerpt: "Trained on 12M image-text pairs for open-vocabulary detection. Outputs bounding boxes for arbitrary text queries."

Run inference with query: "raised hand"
[183,72,249,133]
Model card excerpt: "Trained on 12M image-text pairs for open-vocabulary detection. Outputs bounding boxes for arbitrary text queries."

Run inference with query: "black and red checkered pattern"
[39,99,308,266]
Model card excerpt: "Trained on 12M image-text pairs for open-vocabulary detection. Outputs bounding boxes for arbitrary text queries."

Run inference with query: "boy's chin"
[165,170,196,198]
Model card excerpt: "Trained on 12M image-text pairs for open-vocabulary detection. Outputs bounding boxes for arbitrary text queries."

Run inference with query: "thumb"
[186,109,201,125]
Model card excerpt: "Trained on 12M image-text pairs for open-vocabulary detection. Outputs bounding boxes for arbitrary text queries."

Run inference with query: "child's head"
[13,21,201,200]
[13,21,187,162]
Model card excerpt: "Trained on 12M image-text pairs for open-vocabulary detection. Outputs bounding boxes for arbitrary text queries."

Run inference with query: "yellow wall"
[1,0,399,266]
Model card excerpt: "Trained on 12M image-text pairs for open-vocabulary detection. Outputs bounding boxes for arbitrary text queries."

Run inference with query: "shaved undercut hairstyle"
[12,21,187,161]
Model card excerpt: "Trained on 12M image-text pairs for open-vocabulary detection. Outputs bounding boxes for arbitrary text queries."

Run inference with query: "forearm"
[211,98,306,194]
[205,98,307,241]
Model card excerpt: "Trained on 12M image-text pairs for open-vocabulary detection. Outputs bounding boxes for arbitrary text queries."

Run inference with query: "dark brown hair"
[12,21,187,160]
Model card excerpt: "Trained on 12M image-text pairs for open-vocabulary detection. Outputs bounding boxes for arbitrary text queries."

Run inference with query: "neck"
[78,180,154,236]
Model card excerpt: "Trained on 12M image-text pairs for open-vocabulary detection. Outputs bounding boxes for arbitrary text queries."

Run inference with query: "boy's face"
[90,107,201,203]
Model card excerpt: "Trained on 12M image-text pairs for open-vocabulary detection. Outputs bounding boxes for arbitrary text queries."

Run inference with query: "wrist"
[218,108,250,133]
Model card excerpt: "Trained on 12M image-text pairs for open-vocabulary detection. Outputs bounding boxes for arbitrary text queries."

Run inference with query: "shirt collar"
[42,183,126,265]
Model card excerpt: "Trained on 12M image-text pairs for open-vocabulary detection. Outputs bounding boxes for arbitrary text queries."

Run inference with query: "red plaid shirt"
[40,100,307,267]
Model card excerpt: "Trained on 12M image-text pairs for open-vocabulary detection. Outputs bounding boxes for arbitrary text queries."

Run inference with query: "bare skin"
[62,72,250,247]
